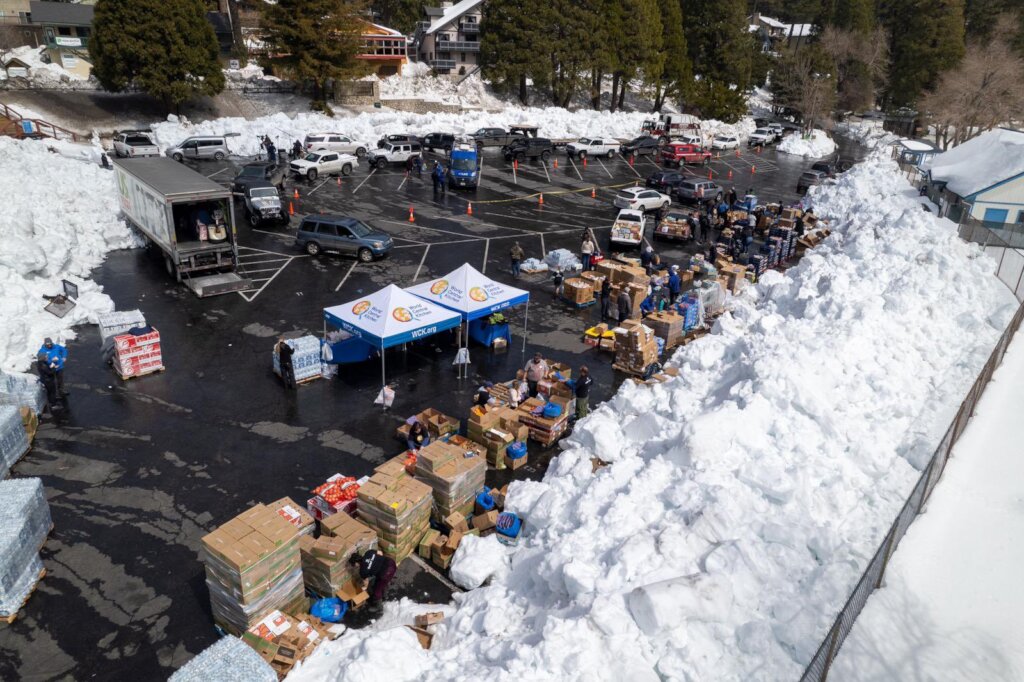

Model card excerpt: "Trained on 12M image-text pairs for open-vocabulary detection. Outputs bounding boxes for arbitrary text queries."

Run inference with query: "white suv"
[565,138,618,159]
[366,142,422,169]
[289,151,358,180]
[711,134,740,150]
[613,187,670,212]
[304,133,369,157]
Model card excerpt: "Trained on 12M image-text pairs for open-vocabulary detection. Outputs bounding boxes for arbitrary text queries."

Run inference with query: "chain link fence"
[799,224,1024,681]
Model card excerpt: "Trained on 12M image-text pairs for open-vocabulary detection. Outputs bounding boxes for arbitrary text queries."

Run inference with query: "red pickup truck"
[661,143,712,167]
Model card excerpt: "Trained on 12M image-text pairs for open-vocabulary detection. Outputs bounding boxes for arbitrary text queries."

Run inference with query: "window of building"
[57,26,71,36]
[1017,210,1024,225]
[461,52,466,61]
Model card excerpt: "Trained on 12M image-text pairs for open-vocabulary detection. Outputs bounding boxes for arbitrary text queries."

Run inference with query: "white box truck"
[112,157,251,297]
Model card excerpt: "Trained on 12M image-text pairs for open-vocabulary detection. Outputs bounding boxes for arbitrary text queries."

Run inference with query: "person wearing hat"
[36,351,61,412]
[668,265,682,304]
[348,549,397,605]
[573,366,593,421]
[38,337,68,396]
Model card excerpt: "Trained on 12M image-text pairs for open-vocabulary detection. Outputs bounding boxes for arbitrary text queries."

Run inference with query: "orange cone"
[628,155,635,167]
[288,201,294,216]
[751,165,756,174]
[336,177,341,186]
[716,152,721,159]
[538,194,544,206]
[513,159,519,171]
[553,158,559,169]
[735,149,740,157]
[467,202,473,215]
[707,170,713,180]
[583,157,588,168]
[293,188,299,199]
[591,187,596,199]
[728,170,733,180]
[408,206,415,222]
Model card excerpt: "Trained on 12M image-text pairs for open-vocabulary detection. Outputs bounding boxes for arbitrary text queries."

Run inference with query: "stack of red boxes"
[112,328,164,379]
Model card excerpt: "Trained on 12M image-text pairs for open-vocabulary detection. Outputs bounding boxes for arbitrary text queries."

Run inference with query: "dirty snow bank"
[0,45,88,85]
[0,137,135,373]
[285,152,1015,681]
[834,119,900,150]
[777,129,837,157]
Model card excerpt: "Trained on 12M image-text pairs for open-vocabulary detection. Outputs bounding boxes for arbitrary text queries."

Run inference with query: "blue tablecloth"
[326,336,378,364]
[468,319,511,347]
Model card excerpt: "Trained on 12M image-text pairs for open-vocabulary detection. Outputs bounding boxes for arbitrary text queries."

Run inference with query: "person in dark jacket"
[573,366,593,420]
[795,214,805,236]
[473,381,493,407]
[407,421,430,450]
[699,212,711,243]
[36,352,61,412]
[640,246,654,270]
[277,338,296,390]
[600,278,612,321]
[727,187,737,206]
[349,549,397,604]
[617,289,633,321]
[668,265,682,304]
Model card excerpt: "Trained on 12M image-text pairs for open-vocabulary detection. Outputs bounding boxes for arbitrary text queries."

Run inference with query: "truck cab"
[661,143,711,167]
[447,145,480,189]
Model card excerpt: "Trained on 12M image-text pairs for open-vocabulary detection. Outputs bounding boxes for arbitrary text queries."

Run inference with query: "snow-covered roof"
[367,22,404,37]
[929,128,1024,196]
[759,15,787,29]
[425,0,483,34]
[899,139,938,152]
[789,23,814,37]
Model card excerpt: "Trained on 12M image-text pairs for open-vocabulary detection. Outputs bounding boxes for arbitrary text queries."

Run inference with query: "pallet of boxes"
[272,336,322,385]
[306,474,365,522]
[467,405,528,469]
[301,511,377,609]
[560,276,595,307]
[0,478,52,623]
[613,319,660,376]
[596,260,648,320]
[643,310,686,352]
[356,465,433,565]
[414,440,487,524]
[395,408,459,445]
[111,326,164,379]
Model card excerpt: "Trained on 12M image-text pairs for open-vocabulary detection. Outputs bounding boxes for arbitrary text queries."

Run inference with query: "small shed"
[927,128,1024,226]
[2,57,30,79]
[894,138,939,170]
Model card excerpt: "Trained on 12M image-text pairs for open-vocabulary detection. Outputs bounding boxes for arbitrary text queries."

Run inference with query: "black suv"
[502,137,553,162]
[422,132,456,152]
[231,162,285,194]
[646,170,685,192]
[620,136,660,158]
[377,134,420,148]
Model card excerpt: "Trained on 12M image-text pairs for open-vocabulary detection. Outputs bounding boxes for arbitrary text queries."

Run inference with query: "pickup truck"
[289,151,358,180]
[471,125,539,148]
[747,128,777,147]
[661,143,711,167]
[113,131,159,158]
[610,209,646,248]
[565,138,618,159]
[112,157,250,297]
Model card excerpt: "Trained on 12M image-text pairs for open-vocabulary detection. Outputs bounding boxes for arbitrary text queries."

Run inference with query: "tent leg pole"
[381,344,386,410]
[522,301,529,354]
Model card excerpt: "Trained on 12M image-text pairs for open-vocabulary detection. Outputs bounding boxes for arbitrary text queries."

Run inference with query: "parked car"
[422,132,456,153]
[645,170,685,192]
[289,150,358,180]
[377,134,420,149]
[747,128,776,147]
[676,133,703,146]
[501,137,553,162]
[797,169,827,193]
[674,179,723,203]
[112,131,159,158]
[295,215,393,261]
[471,127,530,148]
[447,145,480,189]
[241,181,288,227]
[766,123,785,139]
[711,134,740,150]
[303,133,369,157]
[165,136,231,162]
[661,142,711,166]
[366,142,422,169]
[610,209,646,247]
[620,135,661,158]
[811,159,839,177]
[613,186,671,212]
[231,162,285,194]
[565,137,618,159]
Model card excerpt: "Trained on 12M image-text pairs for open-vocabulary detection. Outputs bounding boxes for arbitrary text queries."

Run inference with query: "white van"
[165,136,231,162]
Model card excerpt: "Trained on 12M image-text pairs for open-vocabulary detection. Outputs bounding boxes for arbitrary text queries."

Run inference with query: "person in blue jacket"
[38,337,68,396]
[640,294,658,317]
[668,265,682,304]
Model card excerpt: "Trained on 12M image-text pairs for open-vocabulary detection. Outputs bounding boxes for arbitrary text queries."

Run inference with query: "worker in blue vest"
[38,337,68,396]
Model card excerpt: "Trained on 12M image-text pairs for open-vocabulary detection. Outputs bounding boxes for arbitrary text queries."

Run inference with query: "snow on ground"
[371,62,503,110]
[0,137,135,373]
[833,119,900,150]
[0,45,88,85]
[829,329,1024,682]
[286,152,1015,681]
[777,129,837,157]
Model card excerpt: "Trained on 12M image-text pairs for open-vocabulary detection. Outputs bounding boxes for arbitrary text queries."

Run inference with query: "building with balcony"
[29,1,94,78]
[412,0,483,75]
[358,21,407,76]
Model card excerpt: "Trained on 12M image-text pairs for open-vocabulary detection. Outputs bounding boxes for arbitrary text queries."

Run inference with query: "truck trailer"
[113,157,251,297]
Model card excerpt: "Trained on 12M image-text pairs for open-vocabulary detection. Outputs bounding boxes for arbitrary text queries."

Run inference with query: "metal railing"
[429,59,456,70]
[459,22,480,34]
[436,39,480,51]
[799,224,1024,680]
[0,102,78,141]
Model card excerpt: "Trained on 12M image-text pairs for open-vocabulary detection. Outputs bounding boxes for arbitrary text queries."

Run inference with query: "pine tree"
[480,0,551,105]
[832,0,875,33]
[684,0,752,120]
[650,0,690,111]
[883,0,966,107]
[260,0,370,112]
[90,0,225,110]
[372,0,426,34]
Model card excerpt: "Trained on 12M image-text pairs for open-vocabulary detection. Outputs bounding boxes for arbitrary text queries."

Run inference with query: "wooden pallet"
[116,366,165,381]
[0,568,46,625]
[560,297,596,309]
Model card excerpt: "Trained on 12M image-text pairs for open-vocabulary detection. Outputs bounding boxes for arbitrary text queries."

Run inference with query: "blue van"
[447,145,480,189]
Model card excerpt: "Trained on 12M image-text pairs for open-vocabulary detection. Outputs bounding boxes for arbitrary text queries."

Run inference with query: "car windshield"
[754,129,770,135]
[578,138,592,144]
[617,191,636,200]
[452,158,476,171]
[307,137,325,143]
[304,153,322,162]
[251,188,277,199]
[347,221,373,238]
[239,166,264,177]
[714,136,729,142]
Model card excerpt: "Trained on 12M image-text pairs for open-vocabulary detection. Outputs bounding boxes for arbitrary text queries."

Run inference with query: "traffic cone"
[467,202,473,216]
[707,170,713,180]
[756,146,761,154]
[716,152,721,159]
[751,165,756,174]
[538,194,544,206]
[513,159,518,171]
[591,187,596,199]
[408,206,415,222]
[553,158,559,169]
[735,148,740,157]
[628,155,635,167]
[336,177,341,186]
[583,157,588,168]
[293,188,299,199]
[288,201,294,216]
[728,170,733,180]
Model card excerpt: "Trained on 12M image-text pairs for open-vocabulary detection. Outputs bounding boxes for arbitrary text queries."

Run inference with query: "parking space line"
[238,246,298,258]
[540,233,546,256]
[542,162,550,183]
[206,168,228,178]
[620,158,642,178]
[307,177,332,195]
[412,244,431,282]
[596,158,613,178]
[353,169,377,193]
[397,174,408,191]
[237,256,295,302]
[334,261,358,292]
[481,238,490,273]
[568,156,583,181]
[393,238,478,248]
[240,266,284,274]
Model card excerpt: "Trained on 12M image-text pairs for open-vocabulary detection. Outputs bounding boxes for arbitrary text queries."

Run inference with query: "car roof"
[620,187,645,195]
[307,132,343,137]
[618,208,644,217]
[309,214,358,225]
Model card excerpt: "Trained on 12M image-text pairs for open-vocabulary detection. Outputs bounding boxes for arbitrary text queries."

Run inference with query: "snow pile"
[375,70,503,110]
[777,129,837,157]
[834,119,900,150]
[0,45,88,84]
[0,137,136,373]
[831,326,1024,681]
[287,152,1015,681]
[449,535,510,589]
[223,61,281,83]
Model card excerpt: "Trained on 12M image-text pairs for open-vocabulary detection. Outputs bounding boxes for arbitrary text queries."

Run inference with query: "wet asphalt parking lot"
[1,138,864,681]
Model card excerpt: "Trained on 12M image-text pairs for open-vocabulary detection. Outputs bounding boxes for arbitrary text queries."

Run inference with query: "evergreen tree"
[685,0,752,120]
[372,0,425,34]
[91,0,225,110]
[609,0,662,111]
[832,0,875,33]
[650,0,690,111]
[480,0,551,104]
[260,0,370,112]
[883,0,966,107]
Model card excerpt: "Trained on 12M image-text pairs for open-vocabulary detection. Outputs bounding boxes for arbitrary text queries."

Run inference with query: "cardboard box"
[310,536,347,561]
[418,529,441,559]
[472,510,499,531]
[444,531,464,553]
[414,611,445,627]
[407,625,433,650]
[445,513,470,533]
[505,452,528,470]
[562,278,594,304]
[336,577,369,608]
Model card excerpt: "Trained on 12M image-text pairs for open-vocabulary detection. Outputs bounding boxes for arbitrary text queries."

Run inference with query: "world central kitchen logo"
[392,302,431,324]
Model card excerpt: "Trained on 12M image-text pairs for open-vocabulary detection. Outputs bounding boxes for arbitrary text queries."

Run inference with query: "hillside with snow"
[287,152,1016,681]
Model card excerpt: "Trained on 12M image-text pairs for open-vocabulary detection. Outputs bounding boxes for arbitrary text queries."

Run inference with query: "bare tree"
[820,26,889,112]
[921,17,1024,149]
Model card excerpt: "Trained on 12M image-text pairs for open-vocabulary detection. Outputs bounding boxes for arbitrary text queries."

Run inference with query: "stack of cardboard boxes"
[561,278,594,305]
[596,261,648,319]
[414,441,487,519]
[267,497,315,537]
[395,408,459,443]
[298,513,377,597]
[516,396,570,446]
[613,320,660,374]
[355,471,433,564]
[643,311,685,349]
[200,504,306,635]
[112,328,164,379]
[242,609,332,678]
[718,263,749,294]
